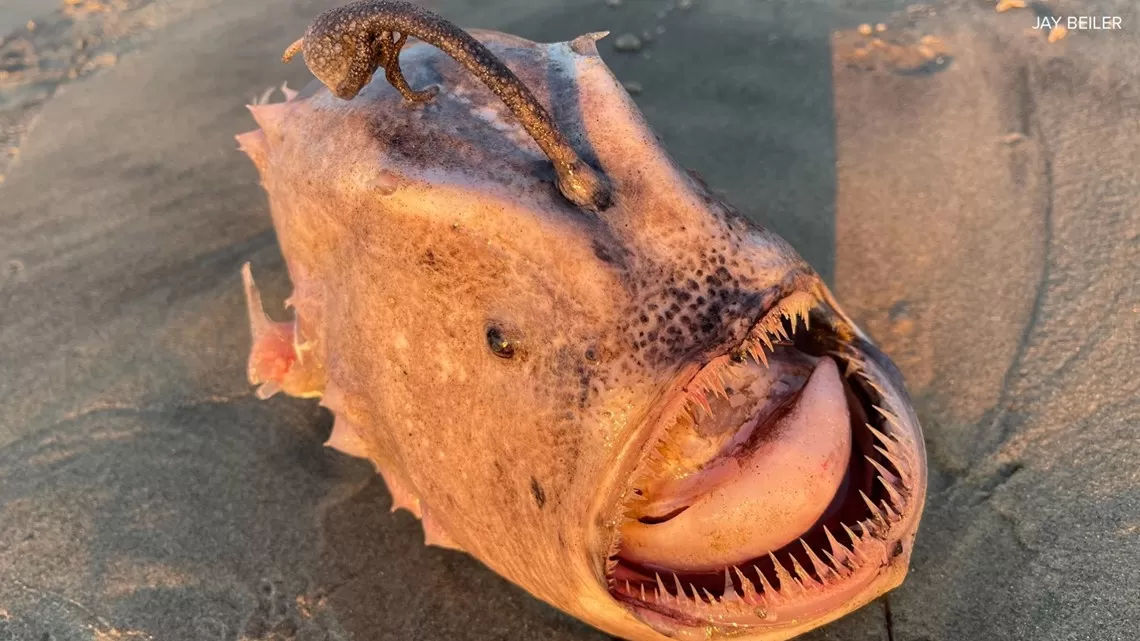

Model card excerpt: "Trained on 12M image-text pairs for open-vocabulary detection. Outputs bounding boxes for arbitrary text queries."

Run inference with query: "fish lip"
[596,282,928,638]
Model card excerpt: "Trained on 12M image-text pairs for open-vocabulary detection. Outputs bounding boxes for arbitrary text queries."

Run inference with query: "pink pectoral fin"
[241,263,323,399]
[242,263,297,399]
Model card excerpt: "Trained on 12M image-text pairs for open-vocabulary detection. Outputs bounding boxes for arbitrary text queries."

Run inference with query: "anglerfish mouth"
[606,290,926,637]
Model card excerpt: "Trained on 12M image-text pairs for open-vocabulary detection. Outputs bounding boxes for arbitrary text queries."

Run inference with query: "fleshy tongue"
[620,357,851,573]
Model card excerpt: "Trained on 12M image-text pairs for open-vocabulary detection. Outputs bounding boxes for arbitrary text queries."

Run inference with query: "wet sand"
[1,0,1137,639]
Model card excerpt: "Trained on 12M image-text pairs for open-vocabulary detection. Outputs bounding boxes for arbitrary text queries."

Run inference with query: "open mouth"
[606,291,923,633]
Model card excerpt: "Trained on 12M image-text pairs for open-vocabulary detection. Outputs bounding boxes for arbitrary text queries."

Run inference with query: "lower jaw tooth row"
[615,487,909,615]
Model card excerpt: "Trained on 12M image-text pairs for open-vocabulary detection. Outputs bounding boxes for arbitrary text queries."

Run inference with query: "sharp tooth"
[677,405,696,425]
[800,539,834,581]
[866,455,901,485]
[773,323,789,341]
[874,444,910,480]
[865,378,888,398]
[865,423,898,449]
[842,523,862,546]
[881,499,900,522]
[690,391,713,417]
[747,343,769,367]
[860,490,886,525]
[824,525,853,564]
[673,573,687,602]
[789,555,819,589]
[702,371,729,396]
[768,553,801,596]
[732,566,759,604]
[823,549,848,577]
[822,525,841,551]
[624,580,632,595]
[640,583,647,602]
[723,568,737,597]
[873,405,904,431]
[758,332,775,352]
[655,573,669,602]
[699,587,717,605]
[796,297,813,330]
[712,371,729,398]
[692,367,730,400]
[878,475,906,507]
[850,522,873,562]
[605,556,620,575]
[753,566,781,604]
[781,309,794,331]
[842,356,864,378]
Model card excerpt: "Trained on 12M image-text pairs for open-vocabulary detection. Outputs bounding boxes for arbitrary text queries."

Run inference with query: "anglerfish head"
[236,3,927,640]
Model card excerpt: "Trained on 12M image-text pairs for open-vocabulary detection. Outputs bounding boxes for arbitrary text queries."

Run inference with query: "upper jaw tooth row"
[733,292,818,368]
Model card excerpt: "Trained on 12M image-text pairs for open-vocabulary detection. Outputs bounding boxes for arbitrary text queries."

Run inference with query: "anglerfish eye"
[486,325,519,359]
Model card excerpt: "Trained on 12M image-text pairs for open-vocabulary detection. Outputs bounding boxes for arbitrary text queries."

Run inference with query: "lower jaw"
[619,552,910,640]
[611,508,909,629]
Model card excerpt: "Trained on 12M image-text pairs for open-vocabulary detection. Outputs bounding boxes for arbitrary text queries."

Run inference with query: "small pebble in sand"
[678,0,693,9]
[1001,132,1026,145]
[623,81,643,94]
[656,25,666,35]
[87,52,118,70]
[26,21,36,31]
[995,0,1026,12]
[614,33,642,52]
[858,23,873,36]
[916,34,944,59]
[641,30,654,43]
[1048,25,1068,43]
[604,0,622,7]
[876,23,887,32]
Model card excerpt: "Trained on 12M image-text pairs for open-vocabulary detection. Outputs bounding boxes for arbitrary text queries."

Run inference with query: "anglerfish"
[235,2,928,639]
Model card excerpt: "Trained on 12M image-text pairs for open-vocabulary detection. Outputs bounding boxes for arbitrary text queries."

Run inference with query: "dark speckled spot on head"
[530,477,546,509]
